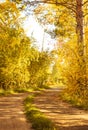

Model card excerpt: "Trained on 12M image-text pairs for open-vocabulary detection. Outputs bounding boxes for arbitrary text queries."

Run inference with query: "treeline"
[0,1,52,90]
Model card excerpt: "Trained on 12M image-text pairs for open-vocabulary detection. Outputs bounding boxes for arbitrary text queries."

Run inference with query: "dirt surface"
[0,93,33,130]
[33,88,88,130]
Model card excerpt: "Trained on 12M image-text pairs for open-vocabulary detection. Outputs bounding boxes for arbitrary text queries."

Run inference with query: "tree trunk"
[76,0,84,55]
[76,0,87,88]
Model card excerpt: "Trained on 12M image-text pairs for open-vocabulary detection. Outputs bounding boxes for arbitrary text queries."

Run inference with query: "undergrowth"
[0,89,16,96]
[0,88,33,96]
[0,84,51,96]
[61,90,88,110]
[24,95,57,130]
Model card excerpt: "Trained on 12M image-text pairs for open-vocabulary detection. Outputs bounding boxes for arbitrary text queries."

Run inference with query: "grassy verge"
[24,95,57,130]
[0,89,16,96]
[0,88,32,96]
[14,87,34,93]
[0,84,51,96]
[61,91,88,110]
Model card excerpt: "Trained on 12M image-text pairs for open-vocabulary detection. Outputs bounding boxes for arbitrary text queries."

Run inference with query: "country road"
[33,88,88,130]
[0,88,88,130]
[0,93,33,130]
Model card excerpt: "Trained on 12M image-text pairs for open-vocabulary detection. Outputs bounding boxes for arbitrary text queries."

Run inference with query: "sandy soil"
[33,88,88,130]
[0,93,33,130]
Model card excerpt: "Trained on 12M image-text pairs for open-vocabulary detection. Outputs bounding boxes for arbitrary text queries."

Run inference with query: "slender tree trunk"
[76,0,84,55]
[76,0,87,88]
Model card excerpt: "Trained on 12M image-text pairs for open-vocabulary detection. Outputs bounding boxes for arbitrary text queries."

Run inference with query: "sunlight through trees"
[0,0,88,109]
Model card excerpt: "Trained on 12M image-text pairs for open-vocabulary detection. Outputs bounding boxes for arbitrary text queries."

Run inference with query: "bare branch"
[25,0,76,13]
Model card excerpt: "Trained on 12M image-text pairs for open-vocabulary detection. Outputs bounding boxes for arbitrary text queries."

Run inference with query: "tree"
[20,0,88,55]
[28,50,52,88]
[0,1,32,90]
[12,0,88,44]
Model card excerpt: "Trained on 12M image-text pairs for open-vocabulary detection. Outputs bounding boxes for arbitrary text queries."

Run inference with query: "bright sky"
[0,0,57,51]
[23,15,57,51]
[0,0,5,3]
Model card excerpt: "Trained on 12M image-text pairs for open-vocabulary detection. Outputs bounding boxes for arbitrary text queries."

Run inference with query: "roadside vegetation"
[56,39,88,110]
[24,95,57,130]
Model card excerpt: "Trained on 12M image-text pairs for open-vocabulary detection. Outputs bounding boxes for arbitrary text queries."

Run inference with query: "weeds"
[24,95,57,130]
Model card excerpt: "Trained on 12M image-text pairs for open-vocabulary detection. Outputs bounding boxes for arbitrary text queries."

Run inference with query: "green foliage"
[24,95,56,130]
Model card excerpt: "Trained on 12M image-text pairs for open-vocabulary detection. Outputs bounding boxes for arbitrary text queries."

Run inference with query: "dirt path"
[33,88,88,130]
[0,93,33,130]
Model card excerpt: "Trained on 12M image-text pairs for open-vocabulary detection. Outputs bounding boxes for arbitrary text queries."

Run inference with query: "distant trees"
[28,51,52,88]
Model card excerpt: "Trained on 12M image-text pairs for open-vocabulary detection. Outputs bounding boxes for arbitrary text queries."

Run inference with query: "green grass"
[24,95,57,130]
[0,87,34,96]
[61,91,88,110]
[14,87,34,93]
[32,85,51,91]
[0,89,16,96]
[0,84,50,96]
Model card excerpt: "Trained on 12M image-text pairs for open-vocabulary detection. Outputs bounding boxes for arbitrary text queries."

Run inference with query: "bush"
[57,41,88,110]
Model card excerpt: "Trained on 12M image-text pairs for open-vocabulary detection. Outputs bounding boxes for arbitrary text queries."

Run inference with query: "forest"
[0,0,88,130]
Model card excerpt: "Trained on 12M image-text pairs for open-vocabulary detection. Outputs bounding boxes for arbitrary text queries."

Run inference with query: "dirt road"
[33,88,88,130]
[0,89,88,130]
[0,93,33,130]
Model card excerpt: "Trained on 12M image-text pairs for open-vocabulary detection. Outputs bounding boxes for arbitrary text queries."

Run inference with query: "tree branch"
[82,0,88,6]
[25,0,76,13]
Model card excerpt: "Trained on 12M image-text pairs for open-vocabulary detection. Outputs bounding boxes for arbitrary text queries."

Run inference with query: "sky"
[23,15,57,51]
[0,0,5,3]
[0,0,57,51]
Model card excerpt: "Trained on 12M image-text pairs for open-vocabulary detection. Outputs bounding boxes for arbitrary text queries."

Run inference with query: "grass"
[0,84,51,96]
[14,87,34,93]
[31,85,51,91]
[61,91,88,110]
[0,87,35,96]
[24,95,57,130]
[0,89,16,96]
[0,88,33,96]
